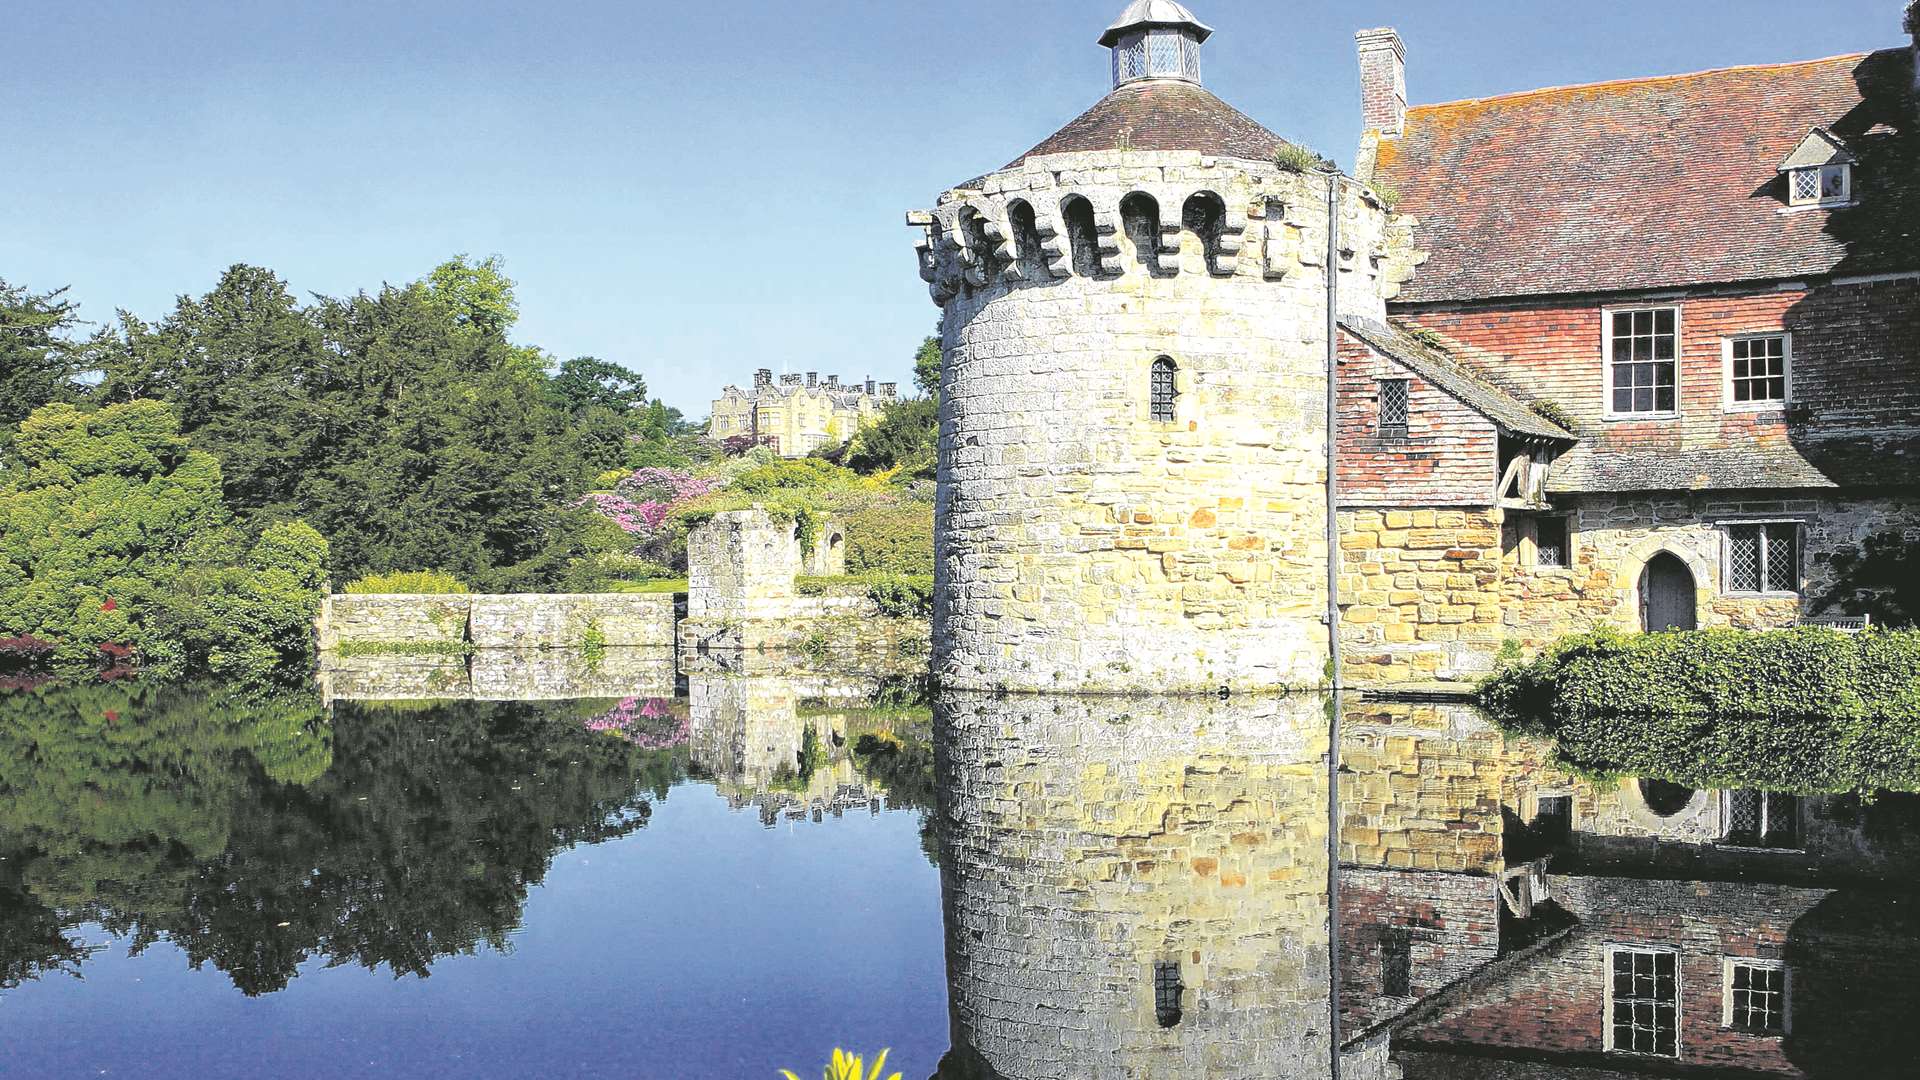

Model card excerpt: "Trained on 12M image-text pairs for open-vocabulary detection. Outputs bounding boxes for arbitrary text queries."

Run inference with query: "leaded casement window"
[1378,378,1410,441]
[1724,959,1789,1035]
[1723,790,1802,849]
[1153,961,1184,1028]
[1535,516,1570,569]
[1608,947,1680,1057]
[1608,308,1679,416]
[1150,357,1179,423]
[1789,164,1850,208]
[1728,335,1791,406]
[1726,523,1801,595]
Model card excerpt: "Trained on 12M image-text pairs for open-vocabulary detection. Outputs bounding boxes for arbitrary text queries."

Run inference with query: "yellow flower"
[781,1049,899,1080]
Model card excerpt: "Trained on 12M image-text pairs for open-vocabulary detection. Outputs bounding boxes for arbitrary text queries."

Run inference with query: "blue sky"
[4,1,1906,414]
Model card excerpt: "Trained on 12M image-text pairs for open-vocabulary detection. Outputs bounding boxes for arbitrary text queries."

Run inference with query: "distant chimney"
[865,377,876,396]
[1908,1,1919,95]
[806,371,818,388]
[753,368,773,389]
[878,382,898,401]
[826,374,840,387]
[781,373,803,387]
[1356,28,1408,136]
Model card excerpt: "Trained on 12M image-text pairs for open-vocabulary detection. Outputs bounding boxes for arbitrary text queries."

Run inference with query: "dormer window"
[1778,128,1855,209]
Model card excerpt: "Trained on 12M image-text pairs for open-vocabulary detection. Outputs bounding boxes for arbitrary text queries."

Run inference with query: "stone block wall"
[686,509,805,622]
[1502,491,1920,651]
[316,594,472,651]
[468,593,673,649]
[317,593,676,651]
[1338,509,1505,686]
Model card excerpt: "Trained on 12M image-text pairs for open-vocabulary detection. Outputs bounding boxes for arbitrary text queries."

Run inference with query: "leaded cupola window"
[1101,1,1213,89]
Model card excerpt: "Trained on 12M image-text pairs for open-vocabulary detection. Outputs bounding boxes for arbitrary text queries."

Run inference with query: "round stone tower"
[911,2,1421,694]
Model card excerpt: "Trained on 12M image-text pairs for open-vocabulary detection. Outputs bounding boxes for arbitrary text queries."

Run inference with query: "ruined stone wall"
[317,593,675,651]
[922,150,1420,693]
[686,509,804,622]
[935,690,1335,1078]
[679,510,925,669]
[1338,509,1505,687]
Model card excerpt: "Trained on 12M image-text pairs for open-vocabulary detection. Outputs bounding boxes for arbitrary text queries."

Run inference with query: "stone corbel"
[1032,202,1073,280]
[1214,203,1250,272]
[1089,197,1125,277]
[975,200,1025,282]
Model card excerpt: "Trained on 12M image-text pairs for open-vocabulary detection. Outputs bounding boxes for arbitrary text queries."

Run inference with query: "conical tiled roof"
[1002,80,1294,170]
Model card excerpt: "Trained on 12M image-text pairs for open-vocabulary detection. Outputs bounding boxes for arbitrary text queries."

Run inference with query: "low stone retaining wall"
[317,593,677,651]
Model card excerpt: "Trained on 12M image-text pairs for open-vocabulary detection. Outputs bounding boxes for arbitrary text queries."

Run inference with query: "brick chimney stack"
[1356,28,1408,136]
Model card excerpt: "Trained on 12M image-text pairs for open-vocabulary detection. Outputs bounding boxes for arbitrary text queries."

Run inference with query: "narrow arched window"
[1007,199,1043,276]
[1120,192,1162,275]
[1151,357,1179,423]
[1062,195,1099,277]
[1183,192,1227,270]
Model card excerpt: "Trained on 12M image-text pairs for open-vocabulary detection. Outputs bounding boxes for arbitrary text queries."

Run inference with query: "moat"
[2,654,1916,1078]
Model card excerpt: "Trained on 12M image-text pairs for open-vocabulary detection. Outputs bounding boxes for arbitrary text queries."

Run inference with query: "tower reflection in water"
[931,691,1920,1080]
[932,691,1375,1080]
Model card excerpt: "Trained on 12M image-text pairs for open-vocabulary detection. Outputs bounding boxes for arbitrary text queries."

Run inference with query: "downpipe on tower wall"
[1322,166,1344,1080]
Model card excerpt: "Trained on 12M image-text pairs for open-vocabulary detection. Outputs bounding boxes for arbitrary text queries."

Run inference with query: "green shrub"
[798,573,934,619]
[1479,628,1920,794]
[0,400,329,679]
[342,570,470,595]
[841,505,934,576]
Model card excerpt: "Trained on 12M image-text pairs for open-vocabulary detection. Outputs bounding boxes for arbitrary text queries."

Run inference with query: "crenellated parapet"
[910,150,1426,307]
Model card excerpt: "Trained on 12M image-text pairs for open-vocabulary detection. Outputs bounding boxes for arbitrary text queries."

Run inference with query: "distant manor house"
[707,369,897,457]
[912,1,1919,693]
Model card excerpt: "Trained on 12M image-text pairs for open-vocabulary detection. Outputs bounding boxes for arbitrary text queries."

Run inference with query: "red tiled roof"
[1005,80,1296,170]
[1375,49,1920,304]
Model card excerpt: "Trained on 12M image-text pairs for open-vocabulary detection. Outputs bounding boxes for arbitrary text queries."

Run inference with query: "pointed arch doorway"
[1640,553,1697,632]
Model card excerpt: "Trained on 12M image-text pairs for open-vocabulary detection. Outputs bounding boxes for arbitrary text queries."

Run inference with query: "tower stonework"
[910,3,1421,694]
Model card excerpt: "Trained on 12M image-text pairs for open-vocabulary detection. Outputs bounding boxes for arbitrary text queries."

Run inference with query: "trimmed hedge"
[343,570,469,595]
[1479,628,1920,794]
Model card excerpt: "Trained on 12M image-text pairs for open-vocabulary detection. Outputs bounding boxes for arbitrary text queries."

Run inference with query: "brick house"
[1335,17,1920,687]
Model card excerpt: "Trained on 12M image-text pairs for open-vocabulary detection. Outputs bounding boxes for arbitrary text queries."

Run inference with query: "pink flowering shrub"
[585,697,690,749]
[582,468,727,537]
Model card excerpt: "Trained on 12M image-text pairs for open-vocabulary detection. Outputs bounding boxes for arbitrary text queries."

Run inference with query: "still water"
[2,652,1917,1078]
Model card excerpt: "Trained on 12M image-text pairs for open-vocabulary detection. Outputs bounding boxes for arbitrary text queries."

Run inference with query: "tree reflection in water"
[0,681,687,995]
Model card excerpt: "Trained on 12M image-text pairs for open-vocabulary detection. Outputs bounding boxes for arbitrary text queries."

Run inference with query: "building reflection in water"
[932,691,1920,1079]
[933,691,1377,1080]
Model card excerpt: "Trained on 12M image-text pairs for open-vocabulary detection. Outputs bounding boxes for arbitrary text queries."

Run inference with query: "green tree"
[0,400,328,676]
[423,253,520,338]
[0,279,84,448]
[549,356,648,416]
[913,335,941,400]
[82,259,633,591]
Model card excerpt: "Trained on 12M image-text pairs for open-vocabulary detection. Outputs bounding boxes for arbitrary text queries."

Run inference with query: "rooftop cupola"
[1101,0,1213,89]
